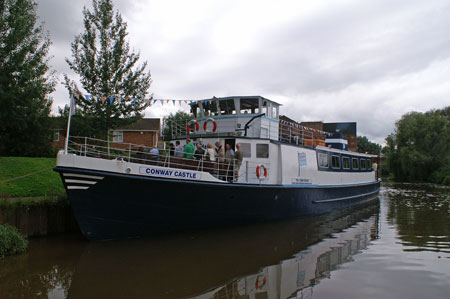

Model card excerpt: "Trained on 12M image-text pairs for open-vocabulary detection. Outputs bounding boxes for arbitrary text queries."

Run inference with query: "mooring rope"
[0,167,54,184]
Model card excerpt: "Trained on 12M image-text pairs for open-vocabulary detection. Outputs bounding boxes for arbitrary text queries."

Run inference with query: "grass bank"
[0,157,65,202]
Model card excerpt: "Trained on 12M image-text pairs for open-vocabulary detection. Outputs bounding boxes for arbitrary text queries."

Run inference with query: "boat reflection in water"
[67,199,380,299]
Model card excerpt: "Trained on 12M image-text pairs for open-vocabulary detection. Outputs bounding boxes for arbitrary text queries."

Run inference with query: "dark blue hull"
[55,167,380,240]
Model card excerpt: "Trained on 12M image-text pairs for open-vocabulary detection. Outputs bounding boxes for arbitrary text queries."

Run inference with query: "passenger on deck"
[233,144,243,181]
[169,143,175,156]
[225,143,234,163]
[194,144,205,160]
[174,141,184,157]
[184,138,195,159]
[215,142,224,163]
[205,143,215,161]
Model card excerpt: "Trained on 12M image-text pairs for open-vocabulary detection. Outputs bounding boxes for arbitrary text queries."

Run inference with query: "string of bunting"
[74,93,203,107]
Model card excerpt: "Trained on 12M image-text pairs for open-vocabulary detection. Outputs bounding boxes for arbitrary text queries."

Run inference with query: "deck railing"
[66,136,242,183]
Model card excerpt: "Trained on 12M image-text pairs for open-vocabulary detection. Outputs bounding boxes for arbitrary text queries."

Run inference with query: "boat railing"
[278,122,329,147]
[66,136,240,182]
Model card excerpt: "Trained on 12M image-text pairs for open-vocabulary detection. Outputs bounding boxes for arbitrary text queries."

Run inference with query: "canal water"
[0,183,449,299]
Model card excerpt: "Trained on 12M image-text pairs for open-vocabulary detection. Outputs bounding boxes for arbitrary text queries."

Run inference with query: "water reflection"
[383,183,450,254]
[66,201,379,299]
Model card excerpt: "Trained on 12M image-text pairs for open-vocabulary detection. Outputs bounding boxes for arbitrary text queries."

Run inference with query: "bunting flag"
[101,96,106,104]
[109,97,114,104]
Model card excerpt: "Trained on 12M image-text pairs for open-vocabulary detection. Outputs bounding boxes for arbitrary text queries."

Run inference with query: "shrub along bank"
[0,224,28,258]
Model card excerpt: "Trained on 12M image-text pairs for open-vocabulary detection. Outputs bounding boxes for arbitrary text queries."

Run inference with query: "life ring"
[255,274,267,289]
[256,164,268,179]
[186,120,199,134]
[203,118,217,132]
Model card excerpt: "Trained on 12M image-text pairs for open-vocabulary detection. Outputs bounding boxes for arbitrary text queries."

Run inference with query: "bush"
[0,224,28,258]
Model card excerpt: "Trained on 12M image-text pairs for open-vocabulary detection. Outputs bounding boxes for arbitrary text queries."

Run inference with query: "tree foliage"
[383,107,450,185]
[357,136,381,155]
[162,111,194,140]
[65,0,152,138]
[0,0,55,156]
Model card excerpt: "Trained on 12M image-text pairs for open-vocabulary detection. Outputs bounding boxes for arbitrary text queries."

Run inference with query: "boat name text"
[139,167,197,179]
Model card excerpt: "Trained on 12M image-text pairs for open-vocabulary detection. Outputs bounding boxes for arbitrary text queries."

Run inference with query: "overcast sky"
[37,0,450,144]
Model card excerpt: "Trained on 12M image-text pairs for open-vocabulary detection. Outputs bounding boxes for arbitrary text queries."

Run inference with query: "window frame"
[331,155,341,169]
[256,143,269,158]
[342,156,350,169]
[112,131,123,143]
[352,158,359,170]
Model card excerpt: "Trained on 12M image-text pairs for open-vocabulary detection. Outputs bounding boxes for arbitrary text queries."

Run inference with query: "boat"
[54,95,380,240]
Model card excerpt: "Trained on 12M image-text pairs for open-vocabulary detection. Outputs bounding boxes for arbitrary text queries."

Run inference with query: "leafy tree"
[357,136,381,155]
[384,107,450,184]
[162,111,194,140]
[0,0,55,156]
[65,0,152,138]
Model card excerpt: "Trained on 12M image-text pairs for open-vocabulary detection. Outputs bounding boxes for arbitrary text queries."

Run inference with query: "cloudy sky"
[37,0,450,144]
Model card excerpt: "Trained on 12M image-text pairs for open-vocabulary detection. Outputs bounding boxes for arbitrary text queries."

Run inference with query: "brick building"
[110,118,161,148]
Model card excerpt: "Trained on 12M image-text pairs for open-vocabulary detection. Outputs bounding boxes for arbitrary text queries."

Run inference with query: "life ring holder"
[186,120,199,134]
[256,164,268,180]
[255,274,267,290]
[203,118,217,133]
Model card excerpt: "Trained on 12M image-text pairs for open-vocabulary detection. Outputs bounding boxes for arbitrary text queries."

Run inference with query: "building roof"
[117,118,160,131]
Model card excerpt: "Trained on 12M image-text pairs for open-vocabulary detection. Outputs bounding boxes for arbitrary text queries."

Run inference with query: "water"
[1,183,449,299]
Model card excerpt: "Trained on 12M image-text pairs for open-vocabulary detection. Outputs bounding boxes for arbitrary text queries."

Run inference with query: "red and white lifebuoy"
[255,274,267,290]
[256,164,268,180]
[203,118,217,133]
[186,120,199,134]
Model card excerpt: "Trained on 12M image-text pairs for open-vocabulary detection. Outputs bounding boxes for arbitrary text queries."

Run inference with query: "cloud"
[36,0,450,145]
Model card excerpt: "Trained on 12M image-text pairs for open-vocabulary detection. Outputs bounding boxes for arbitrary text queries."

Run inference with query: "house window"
[318,153,329,168]
[332,155,341,169]
[53,131,59,142]
[112,131,123,142]
[256,144,269,158]
[240,143,251,158]
[342,157,350,169]
[352,158,359,170]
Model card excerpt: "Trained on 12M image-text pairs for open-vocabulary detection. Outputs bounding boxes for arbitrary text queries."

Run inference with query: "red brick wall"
[111,131,157,149]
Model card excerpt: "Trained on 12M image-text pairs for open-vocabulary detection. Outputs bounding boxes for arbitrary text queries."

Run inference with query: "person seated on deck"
[194,144,205,160]
[184,138,195,159]
[150,147,160,163]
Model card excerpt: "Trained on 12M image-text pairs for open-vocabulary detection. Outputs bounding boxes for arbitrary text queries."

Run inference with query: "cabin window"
[360,159,366,170]
[367,159,372,170]
[240,143,251,158]
[112,131,123,142]
[332,155,341,169]
[272,106,278,119]
[219,99,235,115]
[318,153,329,168]
[352,158,359,170]
[342,157,350,169]
[256,144,269,158]
[240,98,258,114]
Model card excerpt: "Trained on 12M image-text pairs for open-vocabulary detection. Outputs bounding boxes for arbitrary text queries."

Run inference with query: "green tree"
[0,0,55,156]
[162,111,194,140]
[385,107,450,184]
[357,136,381,155]
[65,0,152,138]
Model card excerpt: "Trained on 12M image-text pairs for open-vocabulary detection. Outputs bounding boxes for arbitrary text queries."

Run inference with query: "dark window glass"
[256,144,269,158]
[343,157,350,169]
[352,158,359,169]
[360,159,366,170]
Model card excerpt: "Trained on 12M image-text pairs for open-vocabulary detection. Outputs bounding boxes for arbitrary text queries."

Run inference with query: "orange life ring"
[255,274,267,289]
[203,118,217,132]
[256,164,268,179]
[186,120,199,134]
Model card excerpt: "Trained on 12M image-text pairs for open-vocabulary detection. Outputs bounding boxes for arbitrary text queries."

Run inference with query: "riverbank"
[0,157,79,237]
